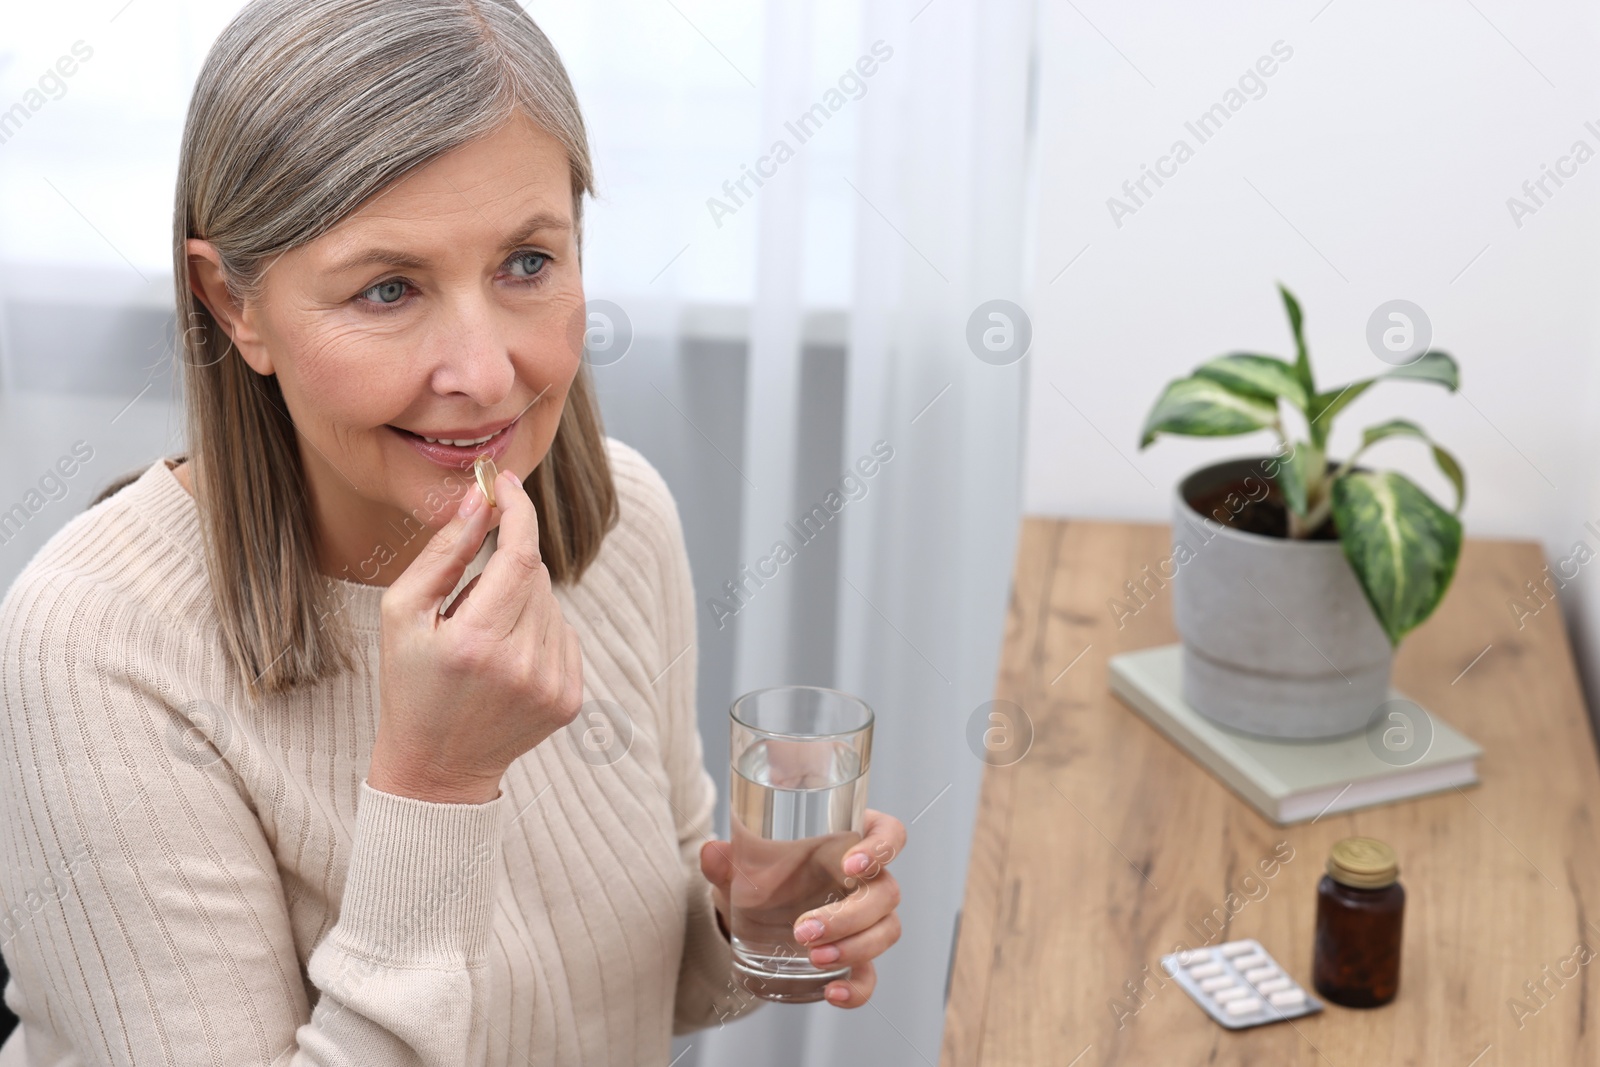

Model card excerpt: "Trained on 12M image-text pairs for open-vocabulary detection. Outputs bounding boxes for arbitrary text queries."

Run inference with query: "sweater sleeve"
[0,570,504,1066]
[624,455,767,1035]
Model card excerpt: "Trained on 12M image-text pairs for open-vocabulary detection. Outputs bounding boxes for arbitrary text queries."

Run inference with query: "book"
[1108,643,1482,825]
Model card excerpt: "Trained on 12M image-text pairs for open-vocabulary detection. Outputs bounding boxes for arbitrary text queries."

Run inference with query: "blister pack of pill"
[1159,938,1323,1029]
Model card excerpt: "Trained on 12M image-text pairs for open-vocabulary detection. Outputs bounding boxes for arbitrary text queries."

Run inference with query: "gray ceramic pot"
[1170,456,1392,740]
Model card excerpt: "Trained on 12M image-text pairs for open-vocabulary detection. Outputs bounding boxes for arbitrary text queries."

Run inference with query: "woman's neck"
[171,459,195,496]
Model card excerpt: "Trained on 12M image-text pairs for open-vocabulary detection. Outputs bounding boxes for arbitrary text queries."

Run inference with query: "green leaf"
[1431,445,1466,514]
[1383,350,1459,390]
[1278,283,1314,400]
[1139,376,1279,448]
[1194,354,1309,412]
[1275,440,1324,517]
[1358,418,1427,449]
[1308,381,1373,431]
[1307,352,1461,435]
[1331,470,1463,645]
[1355,419,1467,512]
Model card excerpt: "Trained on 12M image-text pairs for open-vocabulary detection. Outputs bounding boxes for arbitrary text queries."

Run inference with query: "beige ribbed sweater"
[0,437,761,1065]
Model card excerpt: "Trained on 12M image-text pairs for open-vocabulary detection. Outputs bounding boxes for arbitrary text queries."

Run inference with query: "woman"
[0,1,905,1063]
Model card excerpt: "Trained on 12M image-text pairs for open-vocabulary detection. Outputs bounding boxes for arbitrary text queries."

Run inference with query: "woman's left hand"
[700,809,906,1008]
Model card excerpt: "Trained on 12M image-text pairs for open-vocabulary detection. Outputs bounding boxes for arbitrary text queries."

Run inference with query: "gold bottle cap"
[474,455,498,509]
[1326,836,1399,889]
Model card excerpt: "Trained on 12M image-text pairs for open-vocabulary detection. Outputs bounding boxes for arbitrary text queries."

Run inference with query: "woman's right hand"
[369,469,584,804]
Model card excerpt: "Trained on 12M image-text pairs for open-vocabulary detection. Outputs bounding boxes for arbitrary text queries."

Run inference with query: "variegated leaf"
[1138,376,1278,448]
[1195,354,1308,412]
[1331,470,1462,645]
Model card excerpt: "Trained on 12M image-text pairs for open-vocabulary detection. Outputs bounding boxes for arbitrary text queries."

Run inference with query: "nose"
[426,289,516,405]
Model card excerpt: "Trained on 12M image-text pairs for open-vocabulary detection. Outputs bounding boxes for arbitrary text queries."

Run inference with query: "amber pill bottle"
[1312,837,1404,1008]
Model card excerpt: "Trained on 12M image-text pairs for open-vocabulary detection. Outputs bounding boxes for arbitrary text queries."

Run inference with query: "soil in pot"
[1188,476,1339,541]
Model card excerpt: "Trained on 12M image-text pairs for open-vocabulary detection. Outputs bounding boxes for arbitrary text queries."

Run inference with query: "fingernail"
[845,852,870,875]
[460,486,483,516]
[827,985,849,1003]
[794,919,824,943]
[810,945,840,965]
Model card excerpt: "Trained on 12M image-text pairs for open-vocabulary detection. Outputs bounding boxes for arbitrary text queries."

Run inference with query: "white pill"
[1254,976,1292,994]
[1219,941,1255,957]
[1233,953,1269,970]
[1243,965,1279,983]
[1213,986,1249,1002]
[1187,962,1224,979]
[1199,975,1234,992]
[1269,988,1307,1008]
[1175,949,1208,966]
[1226,996,1264,1015]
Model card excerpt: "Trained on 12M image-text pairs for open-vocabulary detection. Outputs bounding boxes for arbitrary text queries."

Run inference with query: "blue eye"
[364,279,407,305]
[509,251,548,278]
[355,249,551,313]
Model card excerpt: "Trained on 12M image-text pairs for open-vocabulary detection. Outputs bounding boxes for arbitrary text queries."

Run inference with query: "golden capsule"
[474,454,497,508]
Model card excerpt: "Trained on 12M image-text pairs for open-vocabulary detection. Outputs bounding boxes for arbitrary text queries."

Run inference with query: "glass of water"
[728,685,873,1003]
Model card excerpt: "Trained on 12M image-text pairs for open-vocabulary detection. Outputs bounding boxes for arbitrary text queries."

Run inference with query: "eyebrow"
[324,210,571,275]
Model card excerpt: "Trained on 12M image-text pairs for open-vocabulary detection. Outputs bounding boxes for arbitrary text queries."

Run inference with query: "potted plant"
[1139,284,1465,739]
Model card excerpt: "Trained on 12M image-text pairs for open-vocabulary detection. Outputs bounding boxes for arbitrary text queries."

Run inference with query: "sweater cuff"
[332,780,504,967]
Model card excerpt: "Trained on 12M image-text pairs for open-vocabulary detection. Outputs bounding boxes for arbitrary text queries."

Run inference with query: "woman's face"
[187,111,585,578]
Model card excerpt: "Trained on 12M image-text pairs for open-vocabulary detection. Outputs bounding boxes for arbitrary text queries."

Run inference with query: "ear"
[185,238,274,376]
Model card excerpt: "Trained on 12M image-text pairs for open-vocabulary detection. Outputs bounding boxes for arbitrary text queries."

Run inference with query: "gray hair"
[172,0,614,698]
[178,0,594,302]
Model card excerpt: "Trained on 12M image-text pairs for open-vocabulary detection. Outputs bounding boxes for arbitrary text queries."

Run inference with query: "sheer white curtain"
[696,0,1037,1064]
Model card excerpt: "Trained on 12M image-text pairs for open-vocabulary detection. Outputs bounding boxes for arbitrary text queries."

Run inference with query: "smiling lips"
[414,429,499,447]
[391,416,519,469]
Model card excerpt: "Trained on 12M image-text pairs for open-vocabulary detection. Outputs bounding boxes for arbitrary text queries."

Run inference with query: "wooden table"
[940,519,1600,1066]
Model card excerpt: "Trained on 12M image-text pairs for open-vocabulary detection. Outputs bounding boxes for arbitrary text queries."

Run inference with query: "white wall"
[1022,0,1600,724]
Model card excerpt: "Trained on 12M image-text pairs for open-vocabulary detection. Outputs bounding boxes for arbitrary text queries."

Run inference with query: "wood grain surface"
[940,518,1600,1066]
